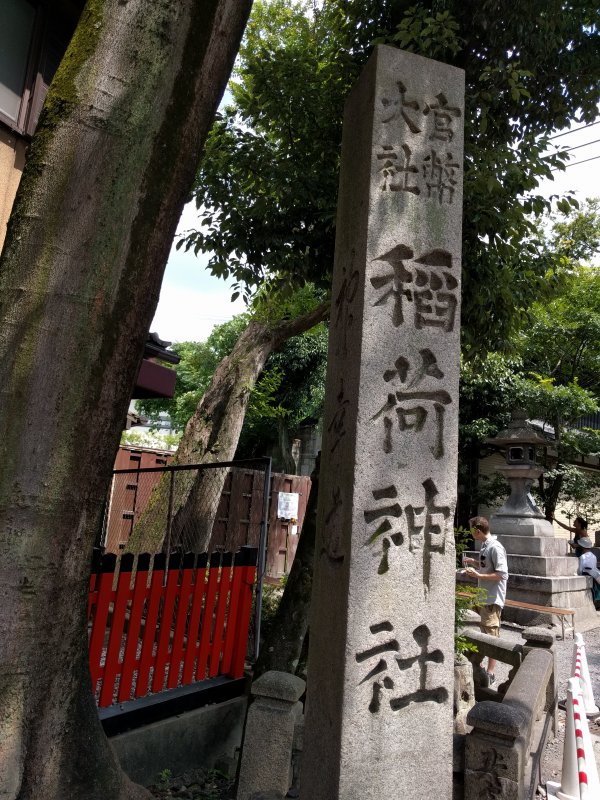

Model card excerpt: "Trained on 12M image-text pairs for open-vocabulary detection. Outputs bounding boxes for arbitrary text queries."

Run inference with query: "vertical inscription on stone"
[303,46,464,800]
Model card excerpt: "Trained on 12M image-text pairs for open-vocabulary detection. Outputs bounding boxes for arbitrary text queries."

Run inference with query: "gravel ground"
[147,617,600,798]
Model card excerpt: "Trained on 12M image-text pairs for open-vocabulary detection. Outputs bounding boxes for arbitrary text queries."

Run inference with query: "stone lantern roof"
[485,409,548,447]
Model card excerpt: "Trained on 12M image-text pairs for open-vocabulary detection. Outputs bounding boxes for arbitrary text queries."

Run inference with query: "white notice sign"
[277,492,299,520]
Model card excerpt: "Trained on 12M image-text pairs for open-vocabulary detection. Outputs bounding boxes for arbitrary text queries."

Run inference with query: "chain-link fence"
[100,458,270,556]
[99,457,272,659]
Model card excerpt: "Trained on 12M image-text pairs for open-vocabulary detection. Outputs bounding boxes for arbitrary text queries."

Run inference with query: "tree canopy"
[457,199,600,523]
[184,0,600,351]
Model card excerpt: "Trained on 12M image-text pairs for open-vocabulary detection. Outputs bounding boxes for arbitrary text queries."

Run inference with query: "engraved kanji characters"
[422,148,460,203]
[376,144,420,194]
[334,261,359,356]
[321,485,344,564]
[327,378,350,454]
[371,349,451,459]
[380,80,422,132]
[412,250,459,332]
[377,80,462,203]
[370,246,458,333]
[405,478,450,589]
[363,478,450,589]
[363,485,403,575]
[423,92,461,142]
[356,623,448,713]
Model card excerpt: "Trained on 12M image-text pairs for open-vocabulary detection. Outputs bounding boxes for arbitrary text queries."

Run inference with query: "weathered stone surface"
[237,673,304,800]
[521,626,555,647]
[301,45,464,800]
[507,553,578,577]
[467,701,527,738]
[491,537,568,557]
[464,769,520,800]
[454,657,475,735]
[251,671,305,703]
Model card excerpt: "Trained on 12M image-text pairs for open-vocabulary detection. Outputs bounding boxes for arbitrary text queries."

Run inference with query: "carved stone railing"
[464,630,524,697]
[463,628,556,800]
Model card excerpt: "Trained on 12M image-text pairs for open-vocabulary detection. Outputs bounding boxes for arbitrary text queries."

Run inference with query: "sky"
[151,118,600,346]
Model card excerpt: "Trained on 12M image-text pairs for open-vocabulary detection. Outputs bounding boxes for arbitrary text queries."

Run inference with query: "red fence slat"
[229,549,257,679]
[181,553,208,685]
[118,553,151,702]
[135,553,166,697]
[88,547,257,707]
[151,553,182,693]
[98,553,134,707]
[220,549,244,675]
[88,554,117,694]
[167,552,195,689]
[195,552,221,682]
[209,552,233,678]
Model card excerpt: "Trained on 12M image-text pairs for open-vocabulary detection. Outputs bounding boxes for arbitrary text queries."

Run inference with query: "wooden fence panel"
[103,460,312,580]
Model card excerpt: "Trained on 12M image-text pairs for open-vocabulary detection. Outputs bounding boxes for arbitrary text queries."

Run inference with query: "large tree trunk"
[128,302,329,554]
[0,2,252,798]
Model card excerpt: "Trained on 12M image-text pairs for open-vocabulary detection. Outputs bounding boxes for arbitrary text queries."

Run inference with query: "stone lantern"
[486,409,554,537]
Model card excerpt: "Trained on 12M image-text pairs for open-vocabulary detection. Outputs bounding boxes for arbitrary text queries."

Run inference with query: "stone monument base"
[465,534,599,630]
[502,573,597,629]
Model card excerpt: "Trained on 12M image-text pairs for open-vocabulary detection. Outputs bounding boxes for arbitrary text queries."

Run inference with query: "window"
[0,0,81,137]
[0,0,36,127]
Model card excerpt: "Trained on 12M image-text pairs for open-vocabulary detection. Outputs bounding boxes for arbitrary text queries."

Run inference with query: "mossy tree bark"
[0,1,252,798]
[129,303,328,554]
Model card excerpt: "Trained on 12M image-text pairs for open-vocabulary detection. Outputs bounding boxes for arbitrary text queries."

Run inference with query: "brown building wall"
[0,128,26,251]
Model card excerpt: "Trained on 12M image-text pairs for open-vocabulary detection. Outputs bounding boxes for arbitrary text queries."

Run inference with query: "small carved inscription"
[377,80,462,203]
[356,623,448,713]
[327,378,350,454]
[334,260,360,356]
[321,485,344,564]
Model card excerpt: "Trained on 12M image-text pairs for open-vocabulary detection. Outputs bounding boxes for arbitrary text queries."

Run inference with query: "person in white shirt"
[577,537,598,576]
[576,537,600,609]
[463,516,508,687]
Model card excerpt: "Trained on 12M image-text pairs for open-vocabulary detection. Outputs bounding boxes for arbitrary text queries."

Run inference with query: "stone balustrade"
[463,629,555,800]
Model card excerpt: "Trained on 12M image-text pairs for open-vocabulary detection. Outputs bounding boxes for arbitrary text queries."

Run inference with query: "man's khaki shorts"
[478,604,501,637]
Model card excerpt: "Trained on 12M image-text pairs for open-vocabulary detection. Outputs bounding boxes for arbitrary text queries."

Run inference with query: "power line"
[550,151,600,171]
[564,152,600,168]
[563,137,600,154]
[548,121,600,141]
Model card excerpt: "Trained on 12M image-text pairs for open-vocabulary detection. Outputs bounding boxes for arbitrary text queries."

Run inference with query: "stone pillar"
[301,45,464,800]
[236,671,305,800]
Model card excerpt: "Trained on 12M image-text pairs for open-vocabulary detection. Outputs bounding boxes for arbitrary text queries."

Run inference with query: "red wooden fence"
[88,547,257,708]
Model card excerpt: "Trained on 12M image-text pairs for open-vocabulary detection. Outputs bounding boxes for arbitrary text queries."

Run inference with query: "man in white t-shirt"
[463,516,508,687]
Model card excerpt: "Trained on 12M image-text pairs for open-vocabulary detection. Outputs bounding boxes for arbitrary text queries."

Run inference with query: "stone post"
[464,702,528,800]
[236,671,305,800]
[301,45,464,799]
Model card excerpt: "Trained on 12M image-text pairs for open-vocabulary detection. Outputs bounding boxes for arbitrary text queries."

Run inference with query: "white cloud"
[151,283,246,344]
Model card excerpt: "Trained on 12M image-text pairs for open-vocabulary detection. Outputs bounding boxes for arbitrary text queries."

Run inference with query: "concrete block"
[110,696,247,786]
